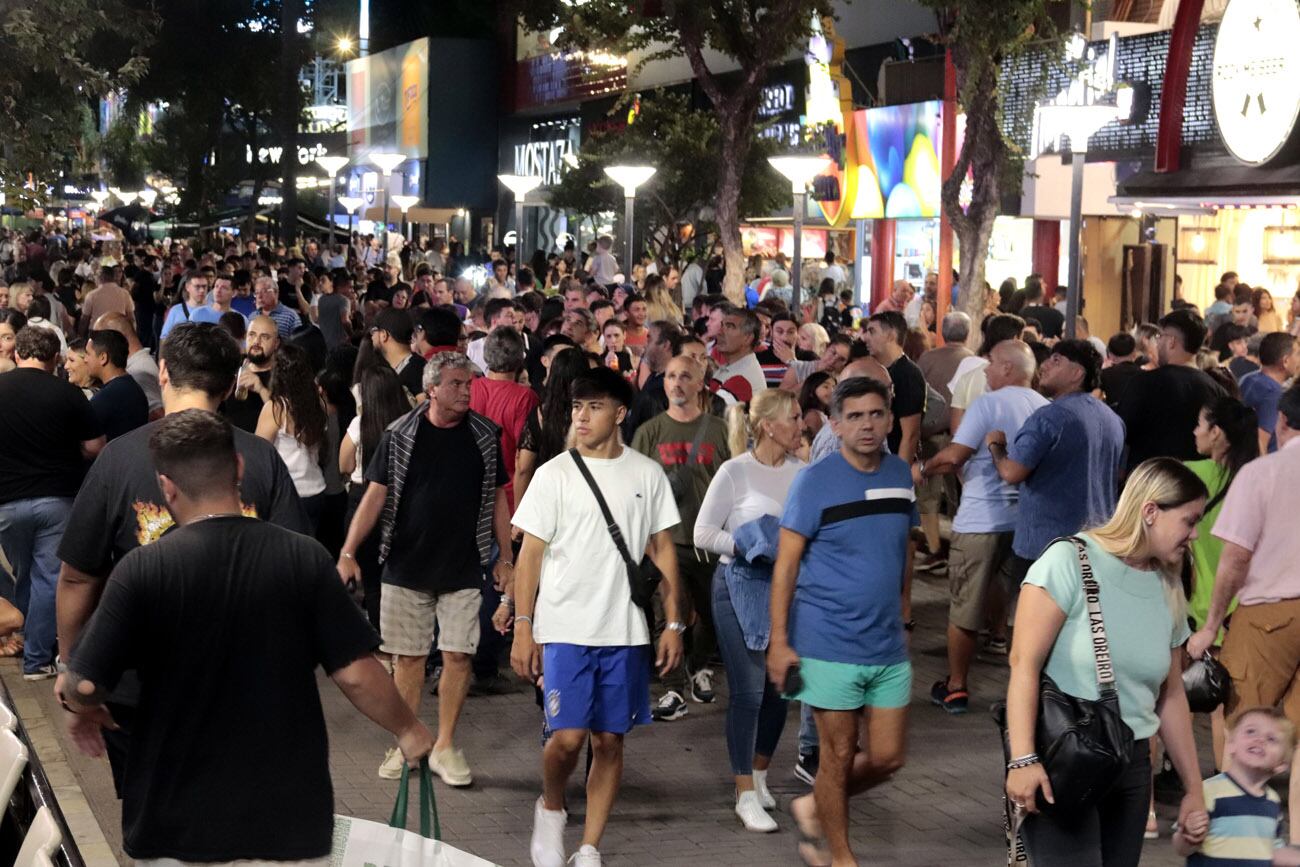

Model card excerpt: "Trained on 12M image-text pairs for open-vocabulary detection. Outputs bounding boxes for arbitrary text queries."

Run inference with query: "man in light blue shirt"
[915,340,1047,713]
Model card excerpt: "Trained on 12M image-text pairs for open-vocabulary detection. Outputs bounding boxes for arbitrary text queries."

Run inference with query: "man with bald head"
[221,315,279,433]
[915,340,1047,713]
[94,313,162,419]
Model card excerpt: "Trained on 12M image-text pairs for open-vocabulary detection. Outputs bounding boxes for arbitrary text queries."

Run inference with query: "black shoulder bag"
[993,536,1134,815]
[568,449,662,609]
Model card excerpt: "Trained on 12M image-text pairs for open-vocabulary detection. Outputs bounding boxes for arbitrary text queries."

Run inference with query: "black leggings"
[1022,738,1152,867]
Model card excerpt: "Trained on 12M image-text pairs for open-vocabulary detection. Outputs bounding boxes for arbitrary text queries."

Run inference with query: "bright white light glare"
[498,174,543,202]
[137,189,158,208]
[337,195,365,214]
[90,190,110,205]
[603,165,656,197]
[316,156,349,177]
[368,152,406,175]
[767,155,831,194]
[1191,233,1207,254]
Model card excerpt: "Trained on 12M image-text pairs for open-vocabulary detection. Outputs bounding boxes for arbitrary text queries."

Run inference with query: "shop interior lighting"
[1264,225,1300,265]
[1176,225,1219,265]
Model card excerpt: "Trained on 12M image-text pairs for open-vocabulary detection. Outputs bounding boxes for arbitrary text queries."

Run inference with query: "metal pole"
[327,175,337,252]
[853,218,867,306]
[792,189,805,322]
[381,183,391,262]
[623,194,635,279]
[515,200,526,262]
[1065,153,1085,339]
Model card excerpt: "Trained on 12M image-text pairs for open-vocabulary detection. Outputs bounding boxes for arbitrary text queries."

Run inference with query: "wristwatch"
[666,621,687,634]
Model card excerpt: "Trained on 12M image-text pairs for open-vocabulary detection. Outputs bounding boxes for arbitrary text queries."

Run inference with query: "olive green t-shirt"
[631,412,731,547]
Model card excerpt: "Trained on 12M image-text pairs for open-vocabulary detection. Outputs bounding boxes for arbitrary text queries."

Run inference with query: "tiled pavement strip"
[4,570,1204,866]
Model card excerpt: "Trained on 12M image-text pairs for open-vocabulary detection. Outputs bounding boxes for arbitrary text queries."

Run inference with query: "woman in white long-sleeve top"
[694,389,805,833]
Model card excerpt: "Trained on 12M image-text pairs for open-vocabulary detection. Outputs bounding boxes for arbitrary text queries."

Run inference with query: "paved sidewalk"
[8,571,1199,865]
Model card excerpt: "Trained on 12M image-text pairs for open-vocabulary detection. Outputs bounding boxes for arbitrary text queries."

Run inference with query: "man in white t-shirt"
[588,236,620,286]
[915,340,1047,712]
[509,366,684,867]
[710,306,767,406]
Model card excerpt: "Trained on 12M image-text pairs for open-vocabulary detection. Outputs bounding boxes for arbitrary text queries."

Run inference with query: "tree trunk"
[279,0,302,248]
[715,107,756,306]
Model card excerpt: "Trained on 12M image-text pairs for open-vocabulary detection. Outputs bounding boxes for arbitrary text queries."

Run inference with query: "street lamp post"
[316,156,350,252]
[497,174,543,261]
[368,152,406,262]
[337,195,364,253]
[603,165,656,279]
[767,155,831,321]
[391,195,419,244]
[138,189,158,209]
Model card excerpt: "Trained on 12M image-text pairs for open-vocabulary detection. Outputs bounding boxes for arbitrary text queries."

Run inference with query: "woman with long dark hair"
[1185,396,1260,767]
[797,371,834,439]
[256,344,329,529]
[514,347,595,507]
[339,365,411,632]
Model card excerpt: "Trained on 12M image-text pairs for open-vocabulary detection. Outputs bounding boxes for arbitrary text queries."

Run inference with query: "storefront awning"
[360,204,460,224]
[1112,159,1300,212]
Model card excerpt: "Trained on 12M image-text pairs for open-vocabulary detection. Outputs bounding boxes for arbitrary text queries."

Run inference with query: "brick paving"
[6,570,1202,865]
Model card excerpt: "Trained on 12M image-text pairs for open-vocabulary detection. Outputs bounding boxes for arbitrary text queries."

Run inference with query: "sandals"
[791,795,831,866]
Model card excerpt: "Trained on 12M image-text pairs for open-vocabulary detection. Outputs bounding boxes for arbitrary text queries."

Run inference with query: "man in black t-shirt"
[1018,274,1065,340]
[220,314,278,432]
[1100,332,1143,411]
[0,327,105,679]
[339,352,511,788]
[57,322,307,795]
[864,311,925,463]
[1117,309,1227,473]
[86,329,149,441]
[61,410,431,864]
[372,307,426,398]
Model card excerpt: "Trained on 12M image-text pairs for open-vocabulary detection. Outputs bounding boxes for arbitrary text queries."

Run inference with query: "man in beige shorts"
[914,340,1046,713]
[339,352,513,786]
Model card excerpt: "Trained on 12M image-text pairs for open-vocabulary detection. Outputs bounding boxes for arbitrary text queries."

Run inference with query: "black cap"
[374,308,414,344]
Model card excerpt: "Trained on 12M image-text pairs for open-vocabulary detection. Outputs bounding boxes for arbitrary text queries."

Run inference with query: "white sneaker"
[569,844,601,866]
[530,796,567,867]
[378,747,404,780]
[430,746,473,787]
[735,790,778,832]
[752,769,776,810]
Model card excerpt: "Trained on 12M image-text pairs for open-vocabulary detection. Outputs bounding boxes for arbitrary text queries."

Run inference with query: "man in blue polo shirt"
[768,376,916,867]
[1239,331,1298,454]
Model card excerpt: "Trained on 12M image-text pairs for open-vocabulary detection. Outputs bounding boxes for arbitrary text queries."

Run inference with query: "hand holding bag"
[330,758,495,866]
[1183,651,1231,713]
[569,448,662,608]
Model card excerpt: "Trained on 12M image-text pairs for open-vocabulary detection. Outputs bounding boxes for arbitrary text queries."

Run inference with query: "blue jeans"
[0,497,72,673]
[473,543,503,681]
[712,566,787,776]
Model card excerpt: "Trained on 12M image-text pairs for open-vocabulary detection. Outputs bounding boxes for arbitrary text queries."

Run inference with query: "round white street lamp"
[497,174,543,255]
[368,152,407,260]
[316,155,350,251]
[391,194,420,243]
[767,155,831,321]
[602,165,656,279]
[337,195,365,248]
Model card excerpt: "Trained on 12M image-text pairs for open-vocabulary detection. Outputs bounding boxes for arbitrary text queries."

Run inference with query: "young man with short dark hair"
[864,311,925,464]
[510,367,685,867]
[1240,331,1300,454]
[768,376,915,867]
[86,328,149,441]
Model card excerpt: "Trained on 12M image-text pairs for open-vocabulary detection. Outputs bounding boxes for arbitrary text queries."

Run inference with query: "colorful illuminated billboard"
[346,38,429,159]
[847,101,943,220]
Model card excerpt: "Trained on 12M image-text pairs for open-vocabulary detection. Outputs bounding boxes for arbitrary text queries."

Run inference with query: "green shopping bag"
[331,758,496,867]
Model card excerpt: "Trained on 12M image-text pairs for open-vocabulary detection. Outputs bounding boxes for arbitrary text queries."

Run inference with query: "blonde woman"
[1005,457,1209,865]
[797,321,829,357]
[643,273,683,324]
[693,390,805,833]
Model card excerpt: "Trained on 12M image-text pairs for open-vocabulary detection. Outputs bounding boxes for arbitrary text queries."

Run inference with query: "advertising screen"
[346,38,430,159]
[848,101,943,220]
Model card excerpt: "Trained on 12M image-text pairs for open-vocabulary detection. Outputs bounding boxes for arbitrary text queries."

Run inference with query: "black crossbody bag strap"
[569,448,638,573]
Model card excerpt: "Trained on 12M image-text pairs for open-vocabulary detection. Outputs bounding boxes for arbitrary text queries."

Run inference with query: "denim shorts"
[790,657,913,710]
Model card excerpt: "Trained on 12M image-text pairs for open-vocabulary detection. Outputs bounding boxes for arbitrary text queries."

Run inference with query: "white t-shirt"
[345,415,364,485]
[712,352,767,405]
[694,452,804,563]
[950,385,1049,534]
[949,358,991,410]
[512,447,680,647]
[947,355,986,396]
[589,250,620,285]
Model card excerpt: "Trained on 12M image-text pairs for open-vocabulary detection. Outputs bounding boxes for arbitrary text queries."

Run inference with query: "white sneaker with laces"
[651,690,688,721]
[378,747,404,780]
[569,844,601,865]
[735,790,778,832]
[752,769,776,810]
[689,667,716,703]
[530,796,567,867]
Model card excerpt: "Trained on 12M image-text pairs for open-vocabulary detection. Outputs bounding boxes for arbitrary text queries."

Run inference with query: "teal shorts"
[789,657,913,710]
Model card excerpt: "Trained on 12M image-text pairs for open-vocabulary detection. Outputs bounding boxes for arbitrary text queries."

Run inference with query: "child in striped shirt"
[1175,707,1300,865]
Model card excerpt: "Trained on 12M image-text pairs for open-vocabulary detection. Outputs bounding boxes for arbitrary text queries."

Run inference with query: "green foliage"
[0,0,154,206]
[548,93,787,265]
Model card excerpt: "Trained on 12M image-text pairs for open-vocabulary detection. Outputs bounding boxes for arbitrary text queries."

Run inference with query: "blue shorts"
[541,644,652,734]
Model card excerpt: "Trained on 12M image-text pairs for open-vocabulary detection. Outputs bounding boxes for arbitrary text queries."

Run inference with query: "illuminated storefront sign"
[513,139,575,186]
[1212,0,1300,165]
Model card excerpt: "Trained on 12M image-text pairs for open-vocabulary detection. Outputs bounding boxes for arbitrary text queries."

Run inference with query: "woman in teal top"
[1186,396,1260,770]
[1005,458,1210,867]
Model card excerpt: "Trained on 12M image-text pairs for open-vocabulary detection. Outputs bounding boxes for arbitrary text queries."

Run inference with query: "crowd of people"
[7,220,1300,866]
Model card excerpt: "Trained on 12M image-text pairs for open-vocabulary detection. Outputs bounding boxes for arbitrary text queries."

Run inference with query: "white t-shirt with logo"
[512,447,680,647]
